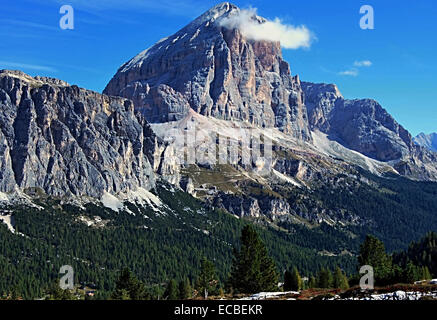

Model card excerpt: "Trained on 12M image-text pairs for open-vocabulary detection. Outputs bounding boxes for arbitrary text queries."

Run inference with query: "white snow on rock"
[240,291,300,300]
[100,188,164,214]
[0,189,43,210]
[0,213,15,233]
[0,192,9,202]
[101,192,124,212]
[127,187,162,207]
[334,290,437,300]
[151,111,400,184]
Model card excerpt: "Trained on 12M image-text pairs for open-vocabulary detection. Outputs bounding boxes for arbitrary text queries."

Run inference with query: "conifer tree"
[196,257,217,299]
[178,278,192,300]
[358,235,393,285]
[228,225,278,294]
[283,270,292,291]
[317,268,333,289]
[164,279,178,300]
[111,268,146,300]
[308,276,317,289]
[333,266,349,290]
[403,261,422,284]
[421,266,432,280]
[284,267,302,291]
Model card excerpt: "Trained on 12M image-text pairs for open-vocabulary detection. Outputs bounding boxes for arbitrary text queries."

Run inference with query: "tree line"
[107,229,436,300]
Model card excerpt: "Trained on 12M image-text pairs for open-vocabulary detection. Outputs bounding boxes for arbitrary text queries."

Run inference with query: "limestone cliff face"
[0,70,157,197]
[104,2,312,142]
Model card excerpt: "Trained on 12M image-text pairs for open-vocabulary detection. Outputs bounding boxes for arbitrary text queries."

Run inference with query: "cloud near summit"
[219,8,313,50]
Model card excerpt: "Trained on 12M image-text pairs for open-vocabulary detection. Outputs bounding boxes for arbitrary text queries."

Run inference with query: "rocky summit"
[104,2,311,142]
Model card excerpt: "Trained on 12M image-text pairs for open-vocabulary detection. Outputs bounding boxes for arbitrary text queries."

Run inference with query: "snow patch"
[101,192,124,212]
[99,188,164,214]
[0,189,43,210]
[0,214,15,233]
[127,187,163,212]
[240,291,300,300]
[0,192,9,202]
[190,29,200,42]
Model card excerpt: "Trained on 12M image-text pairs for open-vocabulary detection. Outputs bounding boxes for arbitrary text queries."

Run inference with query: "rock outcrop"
[0,70,157,197]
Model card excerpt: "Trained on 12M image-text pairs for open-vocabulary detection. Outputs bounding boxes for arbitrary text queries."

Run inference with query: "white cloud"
[338,60,372,76]
[354,60,372,67]
[219,8,313,50]
[339,69,359,77]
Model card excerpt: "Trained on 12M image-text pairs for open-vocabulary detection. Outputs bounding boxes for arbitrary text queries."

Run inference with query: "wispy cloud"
[338,69,359,77]
[220,8,313,50]
[338,60,372,76]
[354,60,372,67]
[0,19,59,31]
[0,61,57,72]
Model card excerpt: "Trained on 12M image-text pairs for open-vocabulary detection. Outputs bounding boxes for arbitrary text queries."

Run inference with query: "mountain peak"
[414,132,437,152]
[104,4,312,141]
[196,2,239,21]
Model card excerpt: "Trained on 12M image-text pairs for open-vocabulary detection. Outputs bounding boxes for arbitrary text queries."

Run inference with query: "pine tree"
[164,279,178,300]
[284,267,302,291]
[283,270,292,291]
[333,267,349,290]
[228,225,279,294]
[308,276,317,289]
[358,235,393,284]
[111,268,146,300]
[178,278,192,300]
[403,262,421,284]
[421,266,432,280]
[196,257,217,299]
[317,268,333,289]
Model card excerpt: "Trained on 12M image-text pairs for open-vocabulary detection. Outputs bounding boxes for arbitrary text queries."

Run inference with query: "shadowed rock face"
[104,2,312,142]
[301,81,437,180]
[0,70,157,197]
[302,81,414,161]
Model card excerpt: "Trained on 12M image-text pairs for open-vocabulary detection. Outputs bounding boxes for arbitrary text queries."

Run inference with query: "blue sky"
[1,0,436,136]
